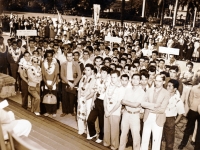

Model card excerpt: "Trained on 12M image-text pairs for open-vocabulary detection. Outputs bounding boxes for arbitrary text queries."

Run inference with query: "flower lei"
[19,57,32,70]
[9,47,21,62]
[43,58,57,75]
[79,75,92,98]
[29,65,42,77]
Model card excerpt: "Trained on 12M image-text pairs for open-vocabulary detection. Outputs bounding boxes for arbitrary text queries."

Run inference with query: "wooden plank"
[1,99,109,150]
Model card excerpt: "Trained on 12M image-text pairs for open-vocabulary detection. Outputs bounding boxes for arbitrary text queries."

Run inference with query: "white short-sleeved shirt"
[106,85,125,116]
[165,92,185,117]
[124,87,145,112]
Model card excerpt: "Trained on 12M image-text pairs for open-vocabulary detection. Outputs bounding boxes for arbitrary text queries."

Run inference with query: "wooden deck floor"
[1,98,109,150]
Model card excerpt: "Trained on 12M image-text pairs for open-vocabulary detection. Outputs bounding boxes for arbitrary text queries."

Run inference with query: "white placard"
[105,36,122,43]
[17,30,37,36]
[159,46,179,55]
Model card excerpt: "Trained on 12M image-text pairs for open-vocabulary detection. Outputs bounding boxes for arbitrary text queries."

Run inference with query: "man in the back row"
[0,108,32,140]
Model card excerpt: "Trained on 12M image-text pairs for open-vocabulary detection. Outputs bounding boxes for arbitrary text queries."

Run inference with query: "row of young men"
[82,61,200,150]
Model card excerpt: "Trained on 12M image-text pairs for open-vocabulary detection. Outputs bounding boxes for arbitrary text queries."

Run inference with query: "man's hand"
[105,111,110,118]
[90,102,95,110]
[70,83,75,89]
[48,85,53,91]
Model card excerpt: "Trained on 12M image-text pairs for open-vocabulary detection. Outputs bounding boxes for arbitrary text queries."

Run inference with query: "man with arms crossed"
[140,74,170,150]
[119,73,145,150]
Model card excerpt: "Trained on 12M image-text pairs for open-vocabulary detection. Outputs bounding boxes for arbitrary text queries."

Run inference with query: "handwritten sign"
[159,46,179,55]
[105,36,122,43]
[17,30,37,36]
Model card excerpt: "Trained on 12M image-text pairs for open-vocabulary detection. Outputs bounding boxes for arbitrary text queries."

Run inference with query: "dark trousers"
[56,82,62,109]
[195,114,200,150]
[163,117,175,150]
[87,98,104,140]
[0,66,7,74]
[21,79,29,109]
[10,63,20,91]
[61,82,76,114]
[181,109,199,146]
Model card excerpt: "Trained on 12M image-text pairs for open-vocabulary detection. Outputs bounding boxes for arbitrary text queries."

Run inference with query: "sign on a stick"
[159,46,179,55]
[17,30,37,36]
[105,36,122,43]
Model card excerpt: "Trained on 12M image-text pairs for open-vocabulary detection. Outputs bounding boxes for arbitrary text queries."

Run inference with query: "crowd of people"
[0,13,200,150]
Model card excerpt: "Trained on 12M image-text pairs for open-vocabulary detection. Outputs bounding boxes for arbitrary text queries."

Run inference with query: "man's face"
[131,52,136,57]
[67,53,73,62]
[169,55,175,63]
[149,71,156,80]
[7,40,12,46]
[54,46,59,53]
[186,65,193,72]
[113,50,118,56]
[17,41,22,47]
[46,53,53,62]
[43,42,48,48]
[73,53,79,61]
[111,73,119,84]
[169,69,177,79]
[131,75,140,86]
[139,59,145,67]
[123,66,129,74]
[120,60,126,68]
[94,50,100,56]
[155,75,165,88]
[95,58,102,67]
[24,53,31,62]
[101,70,108,79]
[105,49,109,55]
[12,44,18,50]
[159,61,165,68]
[130,67,138,75]
[167,82,175,93]
[100,44,104,50]
[50,42,54,48]
[110,64,115,70]
[29,41,35,48]
[104,60,110,67]
[152,53,157,60]
[84,67,92,76]
[83,52,89,59]
[121,77,129,87]
[140,75,148,86]
[120,49,125,54]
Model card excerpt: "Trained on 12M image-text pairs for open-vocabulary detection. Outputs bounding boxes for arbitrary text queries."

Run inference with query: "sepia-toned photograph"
[0,0,200,150]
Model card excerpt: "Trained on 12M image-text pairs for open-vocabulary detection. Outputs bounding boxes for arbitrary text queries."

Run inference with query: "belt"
[126,109,140,114]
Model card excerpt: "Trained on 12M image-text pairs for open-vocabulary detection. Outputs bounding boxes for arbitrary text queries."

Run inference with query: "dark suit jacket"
[60,61,81,86]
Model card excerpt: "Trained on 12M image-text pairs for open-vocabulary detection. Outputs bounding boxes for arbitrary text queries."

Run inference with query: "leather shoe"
[60,113,67,117]
[178,145,184,149]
